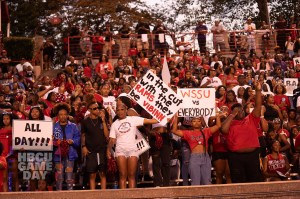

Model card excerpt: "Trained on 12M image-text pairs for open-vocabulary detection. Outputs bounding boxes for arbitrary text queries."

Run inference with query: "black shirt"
[81,117,107,152]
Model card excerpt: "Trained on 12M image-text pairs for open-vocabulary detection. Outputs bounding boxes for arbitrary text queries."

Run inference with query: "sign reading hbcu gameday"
[129,70,183,125]
[13,120,53,151]
[178,88,216,117]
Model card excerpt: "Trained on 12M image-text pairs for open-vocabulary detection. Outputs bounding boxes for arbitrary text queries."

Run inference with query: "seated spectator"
[263,140,290,181]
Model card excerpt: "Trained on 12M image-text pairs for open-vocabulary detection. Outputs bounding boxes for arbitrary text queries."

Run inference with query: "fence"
[67,28,300,59]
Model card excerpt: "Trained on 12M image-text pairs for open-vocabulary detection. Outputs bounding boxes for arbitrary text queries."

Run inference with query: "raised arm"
[252,82,262,118]
[209,113,222,133]
[221,109,238,134]
[171,114,184,137]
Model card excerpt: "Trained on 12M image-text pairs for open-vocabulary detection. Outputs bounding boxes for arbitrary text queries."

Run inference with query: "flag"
[162,56,171,85]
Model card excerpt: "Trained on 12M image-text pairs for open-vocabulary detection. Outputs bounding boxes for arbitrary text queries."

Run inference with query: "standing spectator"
[285,36,295,58]
[41,38,55,71]
[244,18,256,53]
[211,20,226,53]
[195,20,208,55]
[171,113,222,185]
[103,22,113,57]
[221,82,263,183]
[152,20,169,56]
[0,50,11,75]
[106,104,158,189]
[274,16,287,53]
[0,142,7,192]
[150,123,172,187]
[135,17,150,52]
[81,102,109,189]
[53,103,80,190]
[260,21,271,53]
[80,26,92,57]
[0,113,19,192]
[118,22,132,57]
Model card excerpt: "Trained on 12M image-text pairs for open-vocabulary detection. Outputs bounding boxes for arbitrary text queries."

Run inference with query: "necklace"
[90,117,99,126]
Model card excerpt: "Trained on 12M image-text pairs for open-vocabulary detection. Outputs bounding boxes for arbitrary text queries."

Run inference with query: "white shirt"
[109,116,144,151]
[103,96,116,118]
[244,23,256,35]
[232,85,250,96]
[200,76,222,88]
[210,61,223,68]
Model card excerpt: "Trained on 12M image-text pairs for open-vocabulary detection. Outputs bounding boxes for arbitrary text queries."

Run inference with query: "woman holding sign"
[106,104,158,189]
[171,113,222,185]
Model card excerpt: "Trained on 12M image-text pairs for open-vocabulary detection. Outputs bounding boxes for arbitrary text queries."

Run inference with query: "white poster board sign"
[293,57,300,66]
[128,70,183,125]
[177,88,216,117]
[284,78,298,96]
[13,120,53,151]
[135,130,150,156]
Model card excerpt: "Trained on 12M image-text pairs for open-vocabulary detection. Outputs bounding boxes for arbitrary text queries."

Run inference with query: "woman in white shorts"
[107,104,158,188]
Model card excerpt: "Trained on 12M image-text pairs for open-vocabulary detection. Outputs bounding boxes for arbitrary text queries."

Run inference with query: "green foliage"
[3,37,34,61]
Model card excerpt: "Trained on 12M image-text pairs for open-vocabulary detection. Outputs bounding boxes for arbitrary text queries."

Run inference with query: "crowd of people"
[62,16,300,60]
[0,16,300,192]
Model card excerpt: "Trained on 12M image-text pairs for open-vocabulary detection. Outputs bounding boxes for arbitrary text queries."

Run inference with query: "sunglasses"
[90,107,100,111]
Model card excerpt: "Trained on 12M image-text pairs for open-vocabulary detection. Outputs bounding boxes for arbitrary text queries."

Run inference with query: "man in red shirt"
[221,82,263,183]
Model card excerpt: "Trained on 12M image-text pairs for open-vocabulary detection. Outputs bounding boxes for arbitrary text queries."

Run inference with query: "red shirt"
[83,66,92,78]
[0,156,7,192]
[0,128,12,157]
[212,131,228,152]
[227,113,260,151]
[182,128,212,151]
[266,153,288,175]
[274,95,291,111]
[128,48,138,57]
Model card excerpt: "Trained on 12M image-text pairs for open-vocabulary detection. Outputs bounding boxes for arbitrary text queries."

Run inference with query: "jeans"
[189,153,212,185]
[181,140,191,186]
[55,158,75,190]
[228,148,262,183]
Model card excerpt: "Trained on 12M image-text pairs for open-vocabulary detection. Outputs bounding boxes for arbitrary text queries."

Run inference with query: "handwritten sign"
[129,70,183,125]
[135,130,150,156]
[293,57,300,66]
[13,120,53,151]
[284,78,298,96]
[177,88,215,117]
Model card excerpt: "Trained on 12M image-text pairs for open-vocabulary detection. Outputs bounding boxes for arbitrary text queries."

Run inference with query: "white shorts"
[115,148,139,158]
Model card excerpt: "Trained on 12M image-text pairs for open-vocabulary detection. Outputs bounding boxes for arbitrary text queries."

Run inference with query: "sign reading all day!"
[284,78,298,96]
[13,120,53,151]
[178,88,216,117]
[129,70,183,125]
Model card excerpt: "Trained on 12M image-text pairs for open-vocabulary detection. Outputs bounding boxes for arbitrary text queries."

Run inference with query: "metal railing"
[66,28,300,59]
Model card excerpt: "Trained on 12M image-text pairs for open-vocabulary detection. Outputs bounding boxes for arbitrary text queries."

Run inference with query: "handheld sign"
[13,120,53,151]
[135,130,150,156]
[177,88,216,117]
[284,78,298,96]
[293,57,300,66]
[129,70,183,125]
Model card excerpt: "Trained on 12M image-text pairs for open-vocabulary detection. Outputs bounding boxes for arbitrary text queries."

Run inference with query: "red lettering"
[203,90,210,98]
